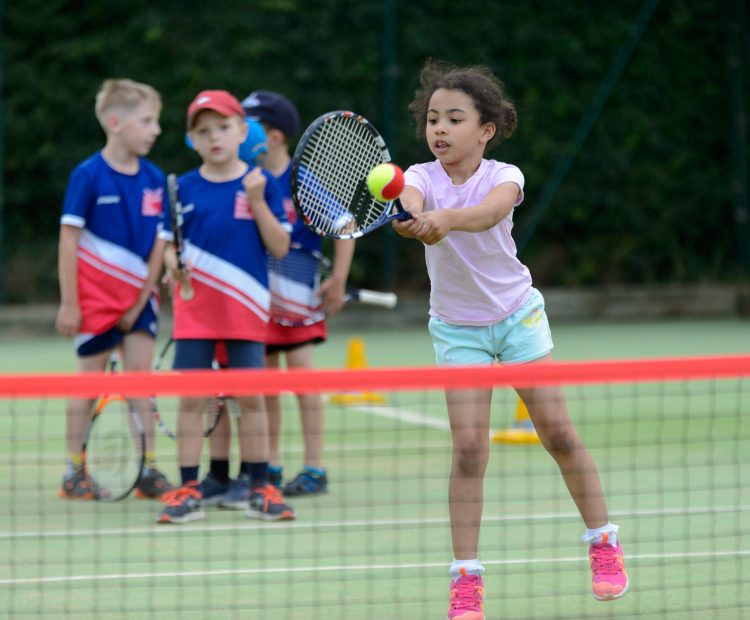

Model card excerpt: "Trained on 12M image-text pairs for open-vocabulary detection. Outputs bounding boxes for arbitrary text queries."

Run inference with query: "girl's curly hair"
[408,59,517,149]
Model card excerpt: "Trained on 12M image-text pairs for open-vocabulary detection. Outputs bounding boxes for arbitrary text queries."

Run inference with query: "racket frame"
[81,355,146,502]
[151,337,228,440]
[291,110,411,240]
[167,173,194,301]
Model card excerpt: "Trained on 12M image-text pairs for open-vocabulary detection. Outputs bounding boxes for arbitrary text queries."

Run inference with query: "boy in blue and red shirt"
[157,90,294,524]
[56,78,174,500]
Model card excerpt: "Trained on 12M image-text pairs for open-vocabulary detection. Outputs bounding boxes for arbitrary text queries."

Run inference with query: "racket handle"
[180,279,194,301]
[355,289,398,309]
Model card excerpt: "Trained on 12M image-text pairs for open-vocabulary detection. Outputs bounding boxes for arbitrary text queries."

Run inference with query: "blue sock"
[210,459,230,483]
[247,462,269,487]
[180,466,199,486]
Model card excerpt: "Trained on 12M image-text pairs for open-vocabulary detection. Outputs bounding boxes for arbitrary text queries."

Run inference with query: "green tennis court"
[0,320,748,618]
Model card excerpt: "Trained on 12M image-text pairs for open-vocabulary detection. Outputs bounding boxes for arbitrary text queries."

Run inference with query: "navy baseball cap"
[241,90,300,137]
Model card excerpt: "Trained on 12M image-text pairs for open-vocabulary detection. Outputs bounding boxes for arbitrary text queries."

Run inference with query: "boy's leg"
[122,322,174,499]
[121,331,156,451]
[199,341,234,504]
[225,340,293,521]
[157,339,214,524]
[264,350,283,468]
[281,344,328,497]
[60,349,109,499]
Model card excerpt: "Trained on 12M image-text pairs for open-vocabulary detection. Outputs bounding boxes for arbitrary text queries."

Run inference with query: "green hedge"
[3,0,747,302]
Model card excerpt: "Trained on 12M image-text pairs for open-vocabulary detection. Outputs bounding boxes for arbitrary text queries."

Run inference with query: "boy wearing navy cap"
[242,90,355,497]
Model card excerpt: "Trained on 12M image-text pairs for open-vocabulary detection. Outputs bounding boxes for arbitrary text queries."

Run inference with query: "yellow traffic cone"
[492,397,541,444]
[328,337,387,405]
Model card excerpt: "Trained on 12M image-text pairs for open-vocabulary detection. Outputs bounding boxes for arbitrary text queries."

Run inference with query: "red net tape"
[1,354,749,398]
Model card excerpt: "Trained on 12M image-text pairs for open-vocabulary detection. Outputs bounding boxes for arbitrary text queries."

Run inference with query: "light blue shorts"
[428,288,554,366]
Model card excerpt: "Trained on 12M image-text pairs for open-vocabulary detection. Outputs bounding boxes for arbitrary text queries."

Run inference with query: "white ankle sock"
[581,522,619,546]
[449,559,484,576]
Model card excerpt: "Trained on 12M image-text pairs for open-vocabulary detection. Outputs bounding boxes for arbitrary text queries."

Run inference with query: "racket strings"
[86,396,144,499]
[297,116,389,237]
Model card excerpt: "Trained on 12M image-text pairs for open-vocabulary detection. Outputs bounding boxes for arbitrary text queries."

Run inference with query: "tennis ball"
[366,163,405,202]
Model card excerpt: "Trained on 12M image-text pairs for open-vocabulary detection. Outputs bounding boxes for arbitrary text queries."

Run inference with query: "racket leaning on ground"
[81,352,145,502]
[167,173,194,301]
[150,337,233,439]
[291,111,413,239]
[268,242,397,326]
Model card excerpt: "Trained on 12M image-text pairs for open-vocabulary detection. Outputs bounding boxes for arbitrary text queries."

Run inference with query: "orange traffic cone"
[328,337,387,405]
[492,397,541,444]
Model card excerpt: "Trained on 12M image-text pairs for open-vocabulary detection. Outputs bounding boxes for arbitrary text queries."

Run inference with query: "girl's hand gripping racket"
[290,111,413,240]
[167,173,194,301]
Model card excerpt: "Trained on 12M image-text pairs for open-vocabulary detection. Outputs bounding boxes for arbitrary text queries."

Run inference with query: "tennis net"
[0,355,748,619]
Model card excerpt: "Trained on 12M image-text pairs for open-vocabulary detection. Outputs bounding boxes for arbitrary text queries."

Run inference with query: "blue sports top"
[60,152,164,336]
[161,166,291,341]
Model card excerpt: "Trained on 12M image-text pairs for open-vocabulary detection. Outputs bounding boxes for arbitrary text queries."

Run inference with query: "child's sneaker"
[219,474,251,510]
[282,467,327,496]
[156,482,204,524]
[199,472,234,507]
[59,467,111,500]
[589,538,629,601]
[134,467,175,499]
[268,465,283,490]
[448,568,484,619]
[246,483,295,521]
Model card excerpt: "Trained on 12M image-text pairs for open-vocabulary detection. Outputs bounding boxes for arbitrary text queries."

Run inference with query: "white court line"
[1,504,747,540]
[1,549,748,586]
[348,404,452,432]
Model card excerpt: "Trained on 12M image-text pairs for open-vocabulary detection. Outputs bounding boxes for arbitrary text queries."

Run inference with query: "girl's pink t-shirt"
[404,159,532,326]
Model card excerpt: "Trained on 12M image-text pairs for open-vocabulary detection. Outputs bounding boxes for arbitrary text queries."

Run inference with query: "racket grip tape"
[355,289,398,309]
[179,279,194,301]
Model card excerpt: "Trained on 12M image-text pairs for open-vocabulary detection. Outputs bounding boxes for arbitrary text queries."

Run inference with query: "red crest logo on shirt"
[142,187,163,216]
[283,197,296,224]
[234,191,255,220]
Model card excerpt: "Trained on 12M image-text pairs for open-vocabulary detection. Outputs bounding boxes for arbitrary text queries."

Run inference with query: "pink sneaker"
[589,536,629,601]
[448,568,484,620]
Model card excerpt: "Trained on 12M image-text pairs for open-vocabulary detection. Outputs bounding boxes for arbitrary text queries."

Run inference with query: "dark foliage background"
[3,0,748,302]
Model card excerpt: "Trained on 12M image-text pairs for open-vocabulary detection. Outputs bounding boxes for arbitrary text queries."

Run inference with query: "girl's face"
[425,88,495,165]
[189,111,248,166]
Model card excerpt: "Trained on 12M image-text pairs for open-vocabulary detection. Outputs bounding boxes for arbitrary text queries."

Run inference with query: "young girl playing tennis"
[393,60,628,619]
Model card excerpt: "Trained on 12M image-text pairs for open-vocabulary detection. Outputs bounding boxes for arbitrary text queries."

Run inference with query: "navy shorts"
[76,302,158,357]
[173,339,265,370]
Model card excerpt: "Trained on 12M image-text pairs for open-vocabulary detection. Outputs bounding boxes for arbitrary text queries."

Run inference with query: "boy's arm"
[117,237,167,331]
[243,168,290,258]
[320,239,355,316]
[55,225,82,337]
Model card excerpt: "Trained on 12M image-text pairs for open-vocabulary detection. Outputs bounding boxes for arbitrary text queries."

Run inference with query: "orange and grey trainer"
[59,467,111,500]
[134,467,175,499]
[157,481,205,524]
[448,568,484,620]
[246,483,295,521]
[589,537,629,601]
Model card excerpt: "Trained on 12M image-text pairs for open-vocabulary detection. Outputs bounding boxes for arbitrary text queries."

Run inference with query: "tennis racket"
[151,337,230,439]
[167,173,194,301]
[81,353,145,502]
[291,111,412,240]
[268,242,398,326]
